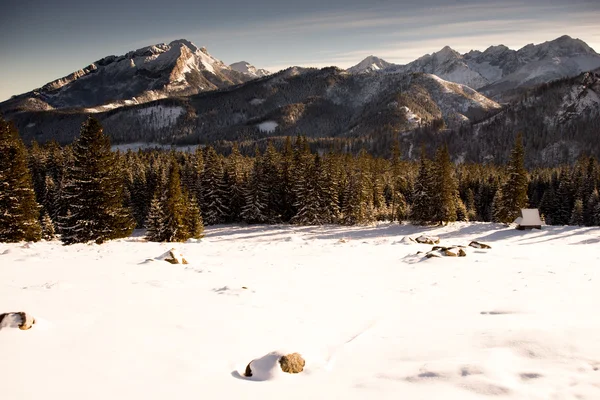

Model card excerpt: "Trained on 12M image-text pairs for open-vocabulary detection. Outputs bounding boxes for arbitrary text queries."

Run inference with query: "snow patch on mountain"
[249,98,265,106]
[257,121,278,133]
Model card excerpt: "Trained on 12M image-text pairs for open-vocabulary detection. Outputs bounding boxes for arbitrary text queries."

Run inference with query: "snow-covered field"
[2,222,600,399]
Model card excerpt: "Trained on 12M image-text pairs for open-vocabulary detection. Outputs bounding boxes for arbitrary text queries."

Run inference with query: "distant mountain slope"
[8,67,501,145]
[349,36,600,100]
[1,39,251,114]
[446,68,600,166]
[229,61,271,78]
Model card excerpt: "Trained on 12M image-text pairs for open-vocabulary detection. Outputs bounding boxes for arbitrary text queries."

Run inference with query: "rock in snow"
[244,351,306,379]
[0,312,36,331]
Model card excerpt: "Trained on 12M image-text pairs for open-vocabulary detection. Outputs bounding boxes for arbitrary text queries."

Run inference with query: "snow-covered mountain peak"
[230,61,271,78]
[4,39,253,111]
[169,39,199,53]
[348,55,394,74]
[434,46,461,61]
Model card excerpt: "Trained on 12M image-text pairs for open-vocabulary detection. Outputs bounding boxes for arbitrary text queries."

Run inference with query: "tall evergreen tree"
[431,145,458,224]
[59,118,134,244]
[201,147,229,225]
[410,147,435,224]
[0,117,42,242]
[494,133,528,223]
[40,212,56,240]
[241,157,269,224]
[225,143,245,222]
[569,198,584,226]
[160,159,190,242]
[145,192,166,242]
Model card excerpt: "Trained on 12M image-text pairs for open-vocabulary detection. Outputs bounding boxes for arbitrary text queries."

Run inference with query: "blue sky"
[1,0,599,101]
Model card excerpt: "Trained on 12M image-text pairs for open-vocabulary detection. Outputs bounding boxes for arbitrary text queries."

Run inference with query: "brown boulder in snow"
[163,248,188,264]
[279,353,305,374]
[469,241,491,249]
[244,363,253,377]
[415,235,440,245]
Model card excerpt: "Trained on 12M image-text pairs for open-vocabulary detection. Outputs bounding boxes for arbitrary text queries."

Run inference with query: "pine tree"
[0,117,42,242]
[410,147,435,224]
[59,118,134,244]
[161,159,190,242]
[279,137,296,222]
[431,145,458,224]
[185,193,204,239]
[241,157,269,224]
[225,143,245,222]
[569,198,584,226]
[201,147,229,225]
[495,133,528,223]
[145,192,166,242]
[41,212,56,240]
[292,154,329,225]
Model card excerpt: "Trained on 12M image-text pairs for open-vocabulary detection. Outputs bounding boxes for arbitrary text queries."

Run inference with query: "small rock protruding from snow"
[154,248,189,265]
[469,241,492,249]
[425,246,467,258]
[279,353,306,374]
[415,235,440,245]
[0,312,36,331]
[244,351,305,380]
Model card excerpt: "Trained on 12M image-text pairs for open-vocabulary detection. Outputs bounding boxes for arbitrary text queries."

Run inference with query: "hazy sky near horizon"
[1,0,599,101]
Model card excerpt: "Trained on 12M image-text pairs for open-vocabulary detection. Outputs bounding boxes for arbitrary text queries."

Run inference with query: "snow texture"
[2,223,600,399]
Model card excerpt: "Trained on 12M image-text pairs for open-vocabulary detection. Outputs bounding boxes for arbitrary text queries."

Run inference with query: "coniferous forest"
[2,116,600,245]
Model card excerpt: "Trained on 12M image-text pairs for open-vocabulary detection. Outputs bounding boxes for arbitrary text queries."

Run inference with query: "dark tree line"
[2,117,600,244]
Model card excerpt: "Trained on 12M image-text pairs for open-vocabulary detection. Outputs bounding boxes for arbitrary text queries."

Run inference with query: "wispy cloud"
[256,4,600,71]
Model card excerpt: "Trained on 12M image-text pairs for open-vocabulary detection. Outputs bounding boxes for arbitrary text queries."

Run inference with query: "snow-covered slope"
[395,46,489,90]
[230,61,271,78]
[347,56,394,74]
[2,222,600,399]
[1,39,251,112]
[478,36,600,99]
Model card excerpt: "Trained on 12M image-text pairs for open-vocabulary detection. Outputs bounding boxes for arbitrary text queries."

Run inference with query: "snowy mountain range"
[349,36,600,100]
[2,35,600,165]
[7,67,501,145]
[1,40,268,114]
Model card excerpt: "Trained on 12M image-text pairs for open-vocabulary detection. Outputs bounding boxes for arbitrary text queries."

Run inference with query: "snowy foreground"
[1,223,600,399]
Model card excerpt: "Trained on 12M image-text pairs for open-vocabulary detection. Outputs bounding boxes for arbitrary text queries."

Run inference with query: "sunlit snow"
[2,223,600,399]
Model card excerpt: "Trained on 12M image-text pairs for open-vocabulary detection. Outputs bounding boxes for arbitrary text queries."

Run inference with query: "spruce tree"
[145,192,166,242]
[241,158,269,224]
[569,198,584,226]
[431,145,458,224]
[495,133,528,223]
[160,159,190,242]
[225,143,245,222]
[0,117,42,242]
[41,212,56,240]
[59,118,134,244]
[201,147,229,225]
[410,147,435,224]
[185,193,204,239]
